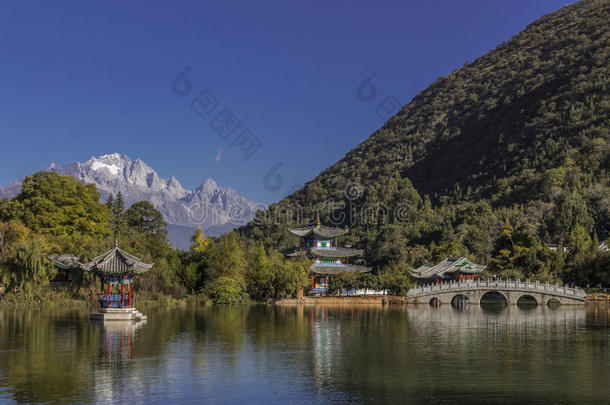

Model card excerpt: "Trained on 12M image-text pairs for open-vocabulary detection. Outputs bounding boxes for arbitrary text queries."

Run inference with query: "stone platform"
[90,307,147,321]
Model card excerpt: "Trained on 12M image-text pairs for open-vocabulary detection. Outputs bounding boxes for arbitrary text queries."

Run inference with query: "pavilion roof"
[310,247,363,257]
[80,241,153,275]
[48,254,81,269]
[289,225,347,238]
[410,257,485,279]
[283,246,364,258]
[283,248,308,258]
[311,264,371,275]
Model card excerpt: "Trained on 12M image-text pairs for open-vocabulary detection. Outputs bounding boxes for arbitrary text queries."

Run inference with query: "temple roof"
[80,241,153,275]
[48,254,80,269]
[311,264,371,275]
[284,249,308,258]
[289,225,347,238]
[310,247,363,257]
[284,247,363,258]
[410,257,485,279]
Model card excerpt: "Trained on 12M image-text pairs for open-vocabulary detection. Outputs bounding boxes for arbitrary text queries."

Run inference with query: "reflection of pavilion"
[310,307,335,386]
[308,306,381,393]
[91,319,147,404]
[96,320,147,362]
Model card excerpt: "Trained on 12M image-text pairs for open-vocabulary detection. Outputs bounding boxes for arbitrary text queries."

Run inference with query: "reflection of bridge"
[407,279,587,305]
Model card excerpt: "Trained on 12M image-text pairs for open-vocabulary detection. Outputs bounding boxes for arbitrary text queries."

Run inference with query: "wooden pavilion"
[410,257,485,285]
[50,239,152,321]
[286,216,371,294]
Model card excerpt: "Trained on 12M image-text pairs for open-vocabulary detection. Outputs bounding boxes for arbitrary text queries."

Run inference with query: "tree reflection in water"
[0,304,608,404]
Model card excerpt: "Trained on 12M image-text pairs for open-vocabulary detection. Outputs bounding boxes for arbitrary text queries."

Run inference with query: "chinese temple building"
[410,257,485,285]
[50,240,152,321]
[286,217,371,294]
[48,254,80,286]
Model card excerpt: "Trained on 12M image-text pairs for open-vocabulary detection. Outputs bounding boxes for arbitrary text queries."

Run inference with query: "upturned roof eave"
[310,264,372,275]
[310,247,363,257]
[289,224,348,238]
[80,246,153,274]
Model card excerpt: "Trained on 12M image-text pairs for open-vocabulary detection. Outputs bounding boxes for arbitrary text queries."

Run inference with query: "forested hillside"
[243,0,610,286]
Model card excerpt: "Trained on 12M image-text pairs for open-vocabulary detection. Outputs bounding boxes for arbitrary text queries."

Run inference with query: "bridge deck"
[407,279,586,303]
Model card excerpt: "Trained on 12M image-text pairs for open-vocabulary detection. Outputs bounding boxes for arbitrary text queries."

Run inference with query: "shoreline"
[274,296,409,305]
[3,291,607,308]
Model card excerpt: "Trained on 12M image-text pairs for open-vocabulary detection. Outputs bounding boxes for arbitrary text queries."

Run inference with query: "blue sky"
[0,0,571,203]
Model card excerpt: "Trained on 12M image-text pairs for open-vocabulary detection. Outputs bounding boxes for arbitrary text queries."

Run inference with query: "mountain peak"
[98,152,126,160]
[203,177,218,188]
[194,177,219,196]
[0,153,256,243]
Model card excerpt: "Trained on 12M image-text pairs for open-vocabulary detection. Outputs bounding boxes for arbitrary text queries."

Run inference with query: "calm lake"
[0,303,609,404]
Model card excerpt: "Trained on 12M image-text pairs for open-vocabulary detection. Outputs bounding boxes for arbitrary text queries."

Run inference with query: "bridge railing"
[407,278,586,298]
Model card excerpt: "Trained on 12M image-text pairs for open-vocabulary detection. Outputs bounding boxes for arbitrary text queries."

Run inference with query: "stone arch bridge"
[407,279,586,306]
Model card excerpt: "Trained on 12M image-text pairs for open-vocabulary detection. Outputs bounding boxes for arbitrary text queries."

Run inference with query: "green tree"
[190,229,211,253]
[246,243,274,300]
[125,201,167,238]
[206,231,247,300]
[378,262,413,296]
[176,262,200,293]
[271,254,309,298]
[0,172,111,238]
[208,276,245,304]
[7,237,54,294]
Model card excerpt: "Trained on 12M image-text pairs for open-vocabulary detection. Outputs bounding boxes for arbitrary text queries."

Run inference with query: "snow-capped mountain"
[0,153,256,243]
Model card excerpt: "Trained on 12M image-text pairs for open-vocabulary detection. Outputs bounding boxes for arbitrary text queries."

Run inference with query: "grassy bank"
[0,289,94,309]
[0,288,210,309]
[135,291,210,307]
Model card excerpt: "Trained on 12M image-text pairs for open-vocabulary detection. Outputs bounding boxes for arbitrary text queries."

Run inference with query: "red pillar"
[121,282,124,308]
[311,276,315,289]
[128,282,132,307]
[108,282,111,294]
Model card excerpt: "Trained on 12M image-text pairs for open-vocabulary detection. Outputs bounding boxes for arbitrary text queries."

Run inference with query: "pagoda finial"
[114,237,118,248]
[316,212,320,227]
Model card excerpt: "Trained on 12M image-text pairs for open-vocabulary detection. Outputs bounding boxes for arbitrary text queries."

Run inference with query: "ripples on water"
[0,303,608,404]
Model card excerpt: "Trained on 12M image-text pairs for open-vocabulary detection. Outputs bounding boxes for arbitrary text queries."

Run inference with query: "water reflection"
[586,302,610,326]
[0,304,608,404]
[97,320,146,362]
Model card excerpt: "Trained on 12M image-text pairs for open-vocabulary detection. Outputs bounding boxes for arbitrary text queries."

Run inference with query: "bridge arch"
[546,298,561,307]
[516,294,538,306]
[429,297,440,306]
[480,290,509,305]
[451,294,470,306]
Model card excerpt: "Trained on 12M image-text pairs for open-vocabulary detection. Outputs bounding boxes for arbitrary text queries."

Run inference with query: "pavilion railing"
[97,293,131,308]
